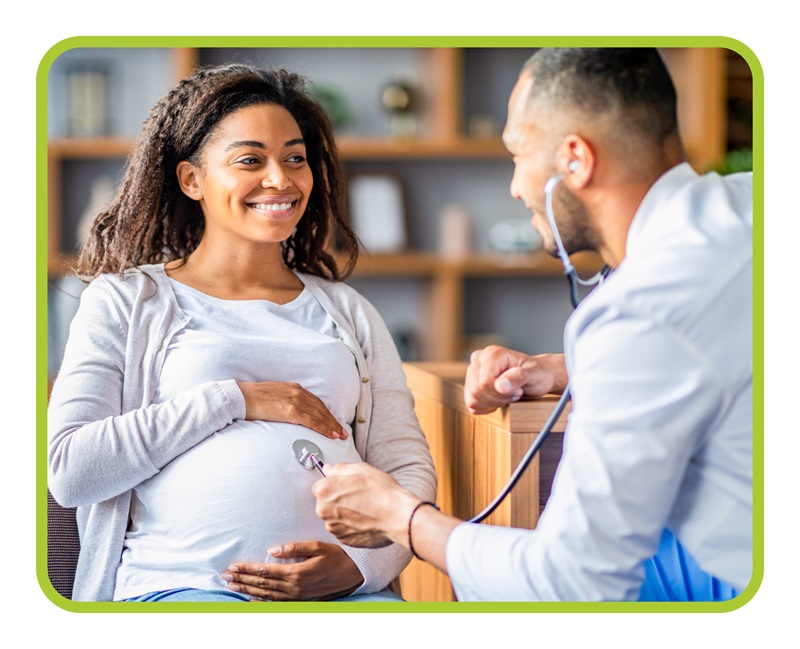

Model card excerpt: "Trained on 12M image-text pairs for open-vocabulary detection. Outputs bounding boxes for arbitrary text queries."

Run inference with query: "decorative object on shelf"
[64,60,112,137]
[380,75,420,138]
[438,203,472,258]
[348,173,408,253]
[467,114,500,139]
[309,83,352,131]
[391,327,421,361]
[488,217,543,252]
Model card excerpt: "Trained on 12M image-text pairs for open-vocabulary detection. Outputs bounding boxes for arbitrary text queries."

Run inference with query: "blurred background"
[45,45,753,379]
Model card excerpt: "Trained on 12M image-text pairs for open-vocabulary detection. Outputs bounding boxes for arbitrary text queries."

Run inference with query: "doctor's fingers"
[465,391,519,415]
[315,461,402,499]
[316,466,422,548]
[465,369,520,414]
[324,520,395,548]
[467,347,520,390]
[239,381,347,439]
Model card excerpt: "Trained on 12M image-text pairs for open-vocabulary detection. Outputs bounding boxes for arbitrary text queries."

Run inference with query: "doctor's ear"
[176,160,203,201]
[558,135,593,187]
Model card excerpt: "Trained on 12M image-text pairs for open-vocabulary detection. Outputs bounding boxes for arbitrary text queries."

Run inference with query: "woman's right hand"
[237,382,348,440]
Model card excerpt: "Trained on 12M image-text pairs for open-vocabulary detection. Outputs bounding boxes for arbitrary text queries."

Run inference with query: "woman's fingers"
[284,387,348,439]
[237,381,348,439]
[221,564,291,600]
[221,544,363,601]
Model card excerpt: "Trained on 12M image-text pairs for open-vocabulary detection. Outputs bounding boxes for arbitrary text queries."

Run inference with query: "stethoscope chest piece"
[292,439,325,471]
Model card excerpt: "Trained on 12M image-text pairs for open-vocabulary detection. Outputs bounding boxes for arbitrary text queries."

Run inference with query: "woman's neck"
[165,240,304,303]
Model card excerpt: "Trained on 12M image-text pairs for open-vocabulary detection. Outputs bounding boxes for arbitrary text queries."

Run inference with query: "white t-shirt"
[113,280,362,600]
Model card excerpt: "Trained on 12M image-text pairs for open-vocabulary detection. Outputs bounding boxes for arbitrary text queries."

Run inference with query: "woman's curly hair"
[75,63,358,282]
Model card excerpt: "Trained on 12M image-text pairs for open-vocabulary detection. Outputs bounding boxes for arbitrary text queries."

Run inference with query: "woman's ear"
[176,161,203,200]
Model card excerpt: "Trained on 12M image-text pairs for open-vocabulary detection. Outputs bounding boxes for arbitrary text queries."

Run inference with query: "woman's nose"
[261,163,292,190]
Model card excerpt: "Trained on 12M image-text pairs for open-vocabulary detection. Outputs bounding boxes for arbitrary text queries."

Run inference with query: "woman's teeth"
[252,202,293,211]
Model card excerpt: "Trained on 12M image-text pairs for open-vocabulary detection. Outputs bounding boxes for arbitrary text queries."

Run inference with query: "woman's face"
[178,103,314,248]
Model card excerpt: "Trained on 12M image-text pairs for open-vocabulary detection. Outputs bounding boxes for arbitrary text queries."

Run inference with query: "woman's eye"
[287,154,307,164]
[236,156,260,165]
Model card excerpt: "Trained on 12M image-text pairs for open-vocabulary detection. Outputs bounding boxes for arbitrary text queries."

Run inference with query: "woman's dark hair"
[75,63,358,281]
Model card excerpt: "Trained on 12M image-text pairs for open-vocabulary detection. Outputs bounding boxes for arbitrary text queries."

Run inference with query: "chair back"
[47,490,80,599]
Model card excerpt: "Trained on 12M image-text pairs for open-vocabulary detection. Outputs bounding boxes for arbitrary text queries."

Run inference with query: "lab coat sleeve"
[48,277,247,508]
[446,314,726,601]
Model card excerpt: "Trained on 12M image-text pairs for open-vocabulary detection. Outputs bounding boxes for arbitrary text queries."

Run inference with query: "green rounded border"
[36,35,764,614]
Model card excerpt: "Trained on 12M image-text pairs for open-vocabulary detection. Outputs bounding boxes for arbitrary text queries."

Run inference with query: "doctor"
[312,48,753,601]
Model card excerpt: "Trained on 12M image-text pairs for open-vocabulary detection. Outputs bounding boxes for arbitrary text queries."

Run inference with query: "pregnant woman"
[47,63,436,603]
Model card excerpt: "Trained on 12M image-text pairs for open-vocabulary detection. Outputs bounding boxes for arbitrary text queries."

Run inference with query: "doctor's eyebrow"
[224,138,306,151]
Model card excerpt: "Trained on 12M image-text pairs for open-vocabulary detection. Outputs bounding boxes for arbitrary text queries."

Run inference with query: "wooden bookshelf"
[47,46,740,364]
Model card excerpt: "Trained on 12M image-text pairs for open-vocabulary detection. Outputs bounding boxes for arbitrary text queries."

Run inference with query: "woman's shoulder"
[85,263,170,307]
[92,263,166,286]
[297,272,362,301]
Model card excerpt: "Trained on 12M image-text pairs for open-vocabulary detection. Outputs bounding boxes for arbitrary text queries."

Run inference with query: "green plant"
[713,148,753,175]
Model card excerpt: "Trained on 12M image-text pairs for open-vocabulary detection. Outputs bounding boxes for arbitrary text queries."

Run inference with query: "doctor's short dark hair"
[522,48,679,145]
[75,63,358,282]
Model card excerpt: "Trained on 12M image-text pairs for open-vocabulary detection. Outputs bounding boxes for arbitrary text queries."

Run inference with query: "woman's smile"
[245,196,301,219]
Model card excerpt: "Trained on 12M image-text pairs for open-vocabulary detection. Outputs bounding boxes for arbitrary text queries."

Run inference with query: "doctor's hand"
[221,541,363,601]
[312,462,420,549]
[464,346,568,415]
[237,381,348,440]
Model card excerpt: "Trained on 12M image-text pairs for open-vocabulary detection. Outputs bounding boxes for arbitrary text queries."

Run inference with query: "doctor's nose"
[509,170,523,202]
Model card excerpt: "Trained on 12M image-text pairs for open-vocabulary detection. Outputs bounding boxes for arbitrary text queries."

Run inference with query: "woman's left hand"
[221,541,363,601]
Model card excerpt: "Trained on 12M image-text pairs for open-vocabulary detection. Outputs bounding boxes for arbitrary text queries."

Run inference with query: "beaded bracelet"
[408,500,440,560]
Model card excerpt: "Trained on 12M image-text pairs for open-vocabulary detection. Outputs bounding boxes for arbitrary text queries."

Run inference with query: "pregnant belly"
[127,420,361,567]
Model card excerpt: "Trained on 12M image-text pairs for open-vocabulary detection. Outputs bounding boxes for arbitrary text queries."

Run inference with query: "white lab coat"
[446,163,753,601]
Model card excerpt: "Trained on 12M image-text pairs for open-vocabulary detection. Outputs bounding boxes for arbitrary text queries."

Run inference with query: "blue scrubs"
[638,529,739,601]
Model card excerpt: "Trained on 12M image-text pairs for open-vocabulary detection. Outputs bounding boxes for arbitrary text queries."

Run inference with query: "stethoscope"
[292,438,327,476]
[292,170,611,525]
[465,170,610,524]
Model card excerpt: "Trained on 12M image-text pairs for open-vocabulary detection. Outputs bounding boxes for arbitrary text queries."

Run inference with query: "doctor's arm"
[316,314,726,601]
[312,460,460,575]
[446,316,727,601]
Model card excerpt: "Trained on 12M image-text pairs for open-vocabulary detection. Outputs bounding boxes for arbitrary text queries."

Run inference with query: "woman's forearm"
[48,379,243,507]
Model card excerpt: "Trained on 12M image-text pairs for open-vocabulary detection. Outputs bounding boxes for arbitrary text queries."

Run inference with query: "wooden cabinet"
[398,362,570,602]
[46,45,740,369]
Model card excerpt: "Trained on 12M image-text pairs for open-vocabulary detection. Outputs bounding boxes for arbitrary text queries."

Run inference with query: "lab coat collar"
[624,162,698,260]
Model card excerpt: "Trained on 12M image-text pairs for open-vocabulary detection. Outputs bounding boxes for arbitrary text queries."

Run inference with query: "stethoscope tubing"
[467,172,611,524]
[467,383,572,524]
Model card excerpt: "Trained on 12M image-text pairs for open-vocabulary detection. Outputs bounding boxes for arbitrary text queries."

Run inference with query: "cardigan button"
[357,417,366,424]
[361,377,369,383]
